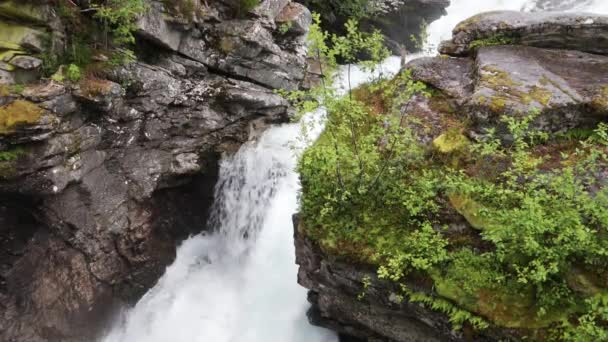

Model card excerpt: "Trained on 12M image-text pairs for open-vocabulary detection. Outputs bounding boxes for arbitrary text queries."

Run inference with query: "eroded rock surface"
[0,1,310,341]
[439,11,608,56]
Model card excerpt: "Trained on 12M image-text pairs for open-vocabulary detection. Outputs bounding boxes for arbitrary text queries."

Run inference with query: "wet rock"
[0,0,310,340]
[439,11,608,56]
[8,55,42,70]
[406,56,475,101]
[294,217,516,342]
[467,45,608,137]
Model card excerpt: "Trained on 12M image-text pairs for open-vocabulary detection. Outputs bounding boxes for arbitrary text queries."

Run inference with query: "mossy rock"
[591,85,608,112]
[433,273,575,329]
[0,99,44,134]
[448,194,495,230]
[0,2,48,23]
[0,21,46,52]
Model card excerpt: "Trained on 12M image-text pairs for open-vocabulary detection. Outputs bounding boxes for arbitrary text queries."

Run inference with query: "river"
[102,1,608,341]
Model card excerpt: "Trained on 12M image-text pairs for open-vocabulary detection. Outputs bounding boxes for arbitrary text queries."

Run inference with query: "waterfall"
[102,1,608,341]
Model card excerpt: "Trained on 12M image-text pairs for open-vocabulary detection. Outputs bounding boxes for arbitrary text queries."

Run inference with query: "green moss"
[454,13,485,32]
[433,131,469,153]
[0,2,46,23]
[0,100,44,134]
[448,194,495,230]
[529,86,553,106]
[0,146,25,161]
[591,85,608,111]
[469,34,515,50]
[480,66,521,90]
[240,0,260,12]
[0,49,26,62]
[0,22,45,51]
[0,146,26,179]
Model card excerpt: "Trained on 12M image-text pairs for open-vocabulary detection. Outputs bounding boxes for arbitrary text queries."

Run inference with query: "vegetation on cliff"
[296,15,608,341]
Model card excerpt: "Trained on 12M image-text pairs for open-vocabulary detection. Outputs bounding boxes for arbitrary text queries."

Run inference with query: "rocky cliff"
[296,10,608,342]
[0,1,311,341]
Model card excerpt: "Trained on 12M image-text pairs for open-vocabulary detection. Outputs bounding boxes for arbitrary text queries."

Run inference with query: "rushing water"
[103,1,608,341]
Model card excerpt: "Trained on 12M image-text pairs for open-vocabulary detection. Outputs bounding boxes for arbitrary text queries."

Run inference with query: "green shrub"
[295,13,608,338]
[66,64,81,82]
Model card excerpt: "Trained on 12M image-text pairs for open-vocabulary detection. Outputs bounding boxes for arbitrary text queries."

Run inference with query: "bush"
[295,13,608,338]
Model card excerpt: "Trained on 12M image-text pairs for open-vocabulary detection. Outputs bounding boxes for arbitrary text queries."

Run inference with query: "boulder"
[275,2,312,35]
[467,45,608,138]
[439,11,608,56]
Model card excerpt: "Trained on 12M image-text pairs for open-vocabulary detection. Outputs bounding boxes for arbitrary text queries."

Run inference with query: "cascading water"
[103,1,608,341]
[102,58,401,342]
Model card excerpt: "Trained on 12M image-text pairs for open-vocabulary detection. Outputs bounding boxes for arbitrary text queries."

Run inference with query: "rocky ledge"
[296,10,608,342]
[0,1,311,341]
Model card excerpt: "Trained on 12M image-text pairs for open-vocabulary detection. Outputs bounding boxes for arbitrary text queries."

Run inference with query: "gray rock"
[466,45,608,137]
[137,1,184,51]
[8,55,42,70]
[406,56,474,102]
[0,1,306,340]
[275,2,312,35]
[439,11,608,56]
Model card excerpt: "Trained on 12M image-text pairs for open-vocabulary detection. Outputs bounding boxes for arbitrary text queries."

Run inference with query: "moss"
[480,66,521,90]
[0,49,26,62]
[469,34,515,50]
[0,22,45,51]
[0,100,44,134]
[433,273,576,329]
[0,146,26,180]
[454,13,485,32]
[218,37,236,54]
[448,194,495,230]
[433,130,469,154]
[529,86,553,106]
[591,85,608,111]
[0,2,46,23]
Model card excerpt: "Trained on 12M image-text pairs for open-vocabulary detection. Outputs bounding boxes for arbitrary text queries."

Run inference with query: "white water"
[103,1,608,341]
[102,58,401,342]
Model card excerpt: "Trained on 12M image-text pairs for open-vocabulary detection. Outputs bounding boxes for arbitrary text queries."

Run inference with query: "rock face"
[296,10,608,342]
[439,11,608,56]
[0,1,311,341]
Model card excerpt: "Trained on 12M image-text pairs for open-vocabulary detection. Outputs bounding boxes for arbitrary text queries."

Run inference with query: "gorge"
[1,0,608,341]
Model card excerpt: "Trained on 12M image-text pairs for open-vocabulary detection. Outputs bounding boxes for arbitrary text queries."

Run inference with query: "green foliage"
[469,34,516,49]
[278,21,293,35]
[558,295,608,341]
[66,64,82,82]
[297,12,608,338]
[239,0,260,14]
[0,147,25,162]
[300,0,385,21]
[91,0,146,64]
[403,286,490,330]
